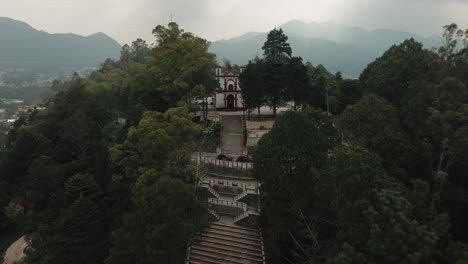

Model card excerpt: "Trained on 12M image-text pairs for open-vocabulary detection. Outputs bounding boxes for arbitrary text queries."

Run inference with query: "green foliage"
[64,174,99,203]
[22,173,107,264]
[240,57,266,116]
[336,79,362,113]
[327,187,439,264]
[148,22,218,108]
[254,109,337,263]
[106,176,208,264]
[110,107,201,186]
[254,109,337,187]
[438,23,467,62]
[104,106,207,263]
[305,63,341,114]
[362,189,437,263]
[338,94,410,181]
[0,23,213,263]
[360,38,446,107]
[315,145,386,214]
[285,57,310,109]
[201,122,221,152]
[261,28,293,116]
[2,19,468,264]
[241,31,344,117]
[262,28,292,62]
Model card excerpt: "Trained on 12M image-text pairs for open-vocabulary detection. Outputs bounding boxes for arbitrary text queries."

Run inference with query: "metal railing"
[208,198,247,210]
[208,208,220,221]
[207,185,221,199]
[196,157,254,178]
[198,156,253,169]
[234,190,248,201]
[246,120,274,130]
[204,178,256,190]
[206,164,253,179]
[233,211,250,223]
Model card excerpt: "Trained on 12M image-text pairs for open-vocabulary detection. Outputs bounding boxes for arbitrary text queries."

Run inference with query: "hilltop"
[209,20,441,77]
[0,17,121,69]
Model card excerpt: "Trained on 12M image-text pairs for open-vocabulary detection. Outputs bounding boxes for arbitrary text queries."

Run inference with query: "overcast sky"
[1,0,468,45]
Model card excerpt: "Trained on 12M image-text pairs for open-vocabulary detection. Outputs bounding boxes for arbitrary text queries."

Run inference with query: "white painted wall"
[215,74,244,109]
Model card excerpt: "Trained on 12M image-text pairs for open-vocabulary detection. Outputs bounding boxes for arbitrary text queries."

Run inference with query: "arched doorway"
[227,95,235,109]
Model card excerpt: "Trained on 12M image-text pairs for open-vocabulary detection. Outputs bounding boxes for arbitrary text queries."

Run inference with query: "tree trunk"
[202,97,208,127]
[273,82,277,118]
[326,85,330,116]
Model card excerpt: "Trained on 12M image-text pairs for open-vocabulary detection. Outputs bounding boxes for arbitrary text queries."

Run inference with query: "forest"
[0,21,467,264]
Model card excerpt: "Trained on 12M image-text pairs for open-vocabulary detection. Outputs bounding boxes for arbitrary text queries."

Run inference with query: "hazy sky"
[1,0,468,45]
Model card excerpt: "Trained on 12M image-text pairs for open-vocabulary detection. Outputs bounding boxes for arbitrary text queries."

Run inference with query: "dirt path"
[4,236,27,264]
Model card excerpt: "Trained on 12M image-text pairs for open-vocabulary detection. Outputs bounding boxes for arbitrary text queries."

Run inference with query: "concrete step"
[191,245,263,263]
[211,222,259,233]
[198,240,263,258]
[188,259,207,264]
[201,236,262,251]
[202,232,261,248]
[206,228,261,243]
[209,223,259,237]
[190,248,245,264]
[190,254,232,264]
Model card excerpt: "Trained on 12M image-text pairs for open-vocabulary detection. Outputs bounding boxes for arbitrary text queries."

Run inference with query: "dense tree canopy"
[254,109,337,262]
[148,22,218,109]
[239,57,266,117]
[262,28,292,62]
[338,94,411,181]
[253,23,468,264]
[0,23,211,264]
[1,20,468,264]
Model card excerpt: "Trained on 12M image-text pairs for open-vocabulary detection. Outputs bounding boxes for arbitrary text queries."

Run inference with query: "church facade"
[215,68,244,111]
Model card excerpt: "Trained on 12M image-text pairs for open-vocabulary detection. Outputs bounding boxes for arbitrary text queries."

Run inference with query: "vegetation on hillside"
[0,20,467,264]
[0,22,214,264]
[252,23,468,263]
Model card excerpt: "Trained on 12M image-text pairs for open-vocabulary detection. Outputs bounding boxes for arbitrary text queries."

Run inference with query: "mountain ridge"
[0,17,121,69]
[209,20,441,77]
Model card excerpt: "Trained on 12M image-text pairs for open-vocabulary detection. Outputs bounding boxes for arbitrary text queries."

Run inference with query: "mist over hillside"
[209,20,441,77]
[0,17,122,102]
[0,17,121,69]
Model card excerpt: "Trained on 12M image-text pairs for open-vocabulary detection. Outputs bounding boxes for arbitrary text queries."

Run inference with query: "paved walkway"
[221,115,243,155]
[187,112,265,264]
[4,236,27,264]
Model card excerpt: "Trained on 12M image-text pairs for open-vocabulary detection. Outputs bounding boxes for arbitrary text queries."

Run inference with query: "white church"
[214,68,244,111]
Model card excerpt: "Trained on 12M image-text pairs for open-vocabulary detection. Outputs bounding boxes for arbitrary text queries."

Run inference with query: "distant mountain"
[210,20,441,77]
[0,17,121,69]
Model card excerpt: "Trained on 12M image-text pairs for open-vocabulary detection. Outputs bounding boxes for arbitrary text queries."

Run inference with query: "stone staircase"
[233,211,250,224]
[208,208,221,221]
[188,222,265,264]
[233,190,249,201]
[190,138,264,263]
[197,163,208,182]
[207,185,222,199]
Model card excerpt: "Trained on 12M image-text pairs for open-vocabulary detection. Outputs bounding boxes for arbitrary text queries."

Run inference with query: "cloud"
[115,0,212,44]
[1,0,468,44]
[335,0,468,35]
